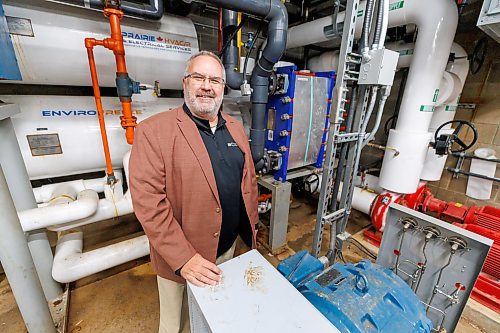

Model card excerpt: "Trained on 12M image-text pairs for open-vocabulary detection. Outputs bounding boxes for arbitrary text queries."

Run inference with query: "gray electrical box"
[358,48,399,86]
[477,0,500,42]
[377,204,493,333]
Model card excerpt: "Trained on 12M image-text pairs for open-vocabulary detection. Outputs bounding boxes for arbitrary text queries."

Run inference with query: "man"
[129,51,259,333]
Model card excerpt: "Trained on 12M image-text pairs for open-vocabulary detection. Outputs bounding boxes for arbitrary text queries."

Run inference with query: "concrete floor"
[0,196,494,332]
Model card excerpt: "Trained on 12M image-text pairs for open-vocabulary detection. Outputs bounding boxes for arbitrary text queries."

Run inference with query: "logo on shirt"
[227,142,238,147]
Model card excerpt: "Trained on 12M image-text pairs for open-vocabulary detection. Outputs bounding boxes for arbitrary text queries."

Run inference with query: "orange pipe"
[120,101,136,145]
[102,8,137,145]
[84,7,139,179]
[105,9,127,73]
[85,40,114,178]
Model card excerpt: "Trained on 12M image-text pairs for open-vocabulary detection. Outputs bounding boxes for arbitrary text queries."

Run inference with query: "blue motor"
[278,251,433,333]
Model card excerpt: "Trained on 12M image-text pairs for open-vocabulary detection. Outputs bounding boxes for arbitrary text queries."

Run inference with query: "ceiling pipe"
[89,0,164,20]
[45,0,164,19]
[203,0,288,170]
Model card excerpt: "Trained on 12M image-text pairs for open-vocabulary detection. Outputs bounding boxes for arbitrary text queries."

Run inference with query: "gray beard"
[184,89,223,119]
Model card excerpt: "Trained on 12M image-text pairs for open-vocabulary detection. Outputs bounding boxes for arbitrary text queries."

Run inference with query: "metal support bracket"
[322,208,346,225]
[323,0,343,39]
[312,0,361,258]
[258,176,292,253]
[335,132,362,143]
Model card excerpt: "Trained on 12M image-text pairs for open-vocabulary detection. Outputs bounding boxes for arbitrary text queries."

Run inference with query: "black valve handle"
[434,120,478,153]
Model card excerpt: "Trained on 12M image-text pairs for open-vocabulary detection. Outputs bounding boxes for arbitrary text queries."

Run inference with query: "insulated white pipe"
[428,44,469,131]
[19,190,100,232]
[350,187,378,215]
[421,44,469,181]
[306,174,378,215]
[25,154,134,232]
[49,192,133,232]
[287,0,410,49]
[52,231,149,283]
[33,171,122,204]
[379,0,458,193]
[357,174,385,194]
[0,109,62,302]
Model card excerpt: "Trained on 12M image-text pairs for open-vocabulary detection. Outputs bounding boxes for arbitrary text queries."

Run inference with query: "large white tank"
[2,95,183,179]
[2,1,198,89]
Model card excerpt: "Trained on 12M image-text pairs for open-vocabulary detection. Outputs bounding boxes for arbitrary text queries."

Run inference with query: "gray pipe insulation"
[210,0,288,169]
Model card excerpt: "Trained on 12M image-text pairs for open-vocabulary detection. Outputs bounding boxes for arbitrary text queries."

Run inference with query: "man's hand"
[180,253,222,287]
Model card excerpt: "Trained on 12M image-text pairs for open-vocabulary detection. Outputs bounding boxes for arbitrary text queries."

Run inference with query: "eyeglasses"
[184,72,225,87]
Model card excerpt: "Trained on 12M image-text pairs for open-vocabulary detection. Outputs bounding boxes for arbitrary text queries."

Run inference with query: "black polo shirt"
[183,104,250,257]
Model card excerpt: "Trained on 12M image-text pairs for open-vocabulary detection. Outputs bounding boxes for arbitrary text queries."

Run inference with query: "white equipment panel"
[377,204,493,333]
[187,250,340,333]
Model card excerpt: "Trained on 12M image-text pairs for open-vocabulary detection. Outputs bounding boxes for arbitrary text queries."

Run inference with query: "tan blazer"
[129,106,259,283]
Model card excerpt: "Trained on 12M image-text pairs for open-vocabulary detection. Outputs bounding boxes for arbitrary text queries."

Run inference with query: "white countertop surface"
[187,249,340,333]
